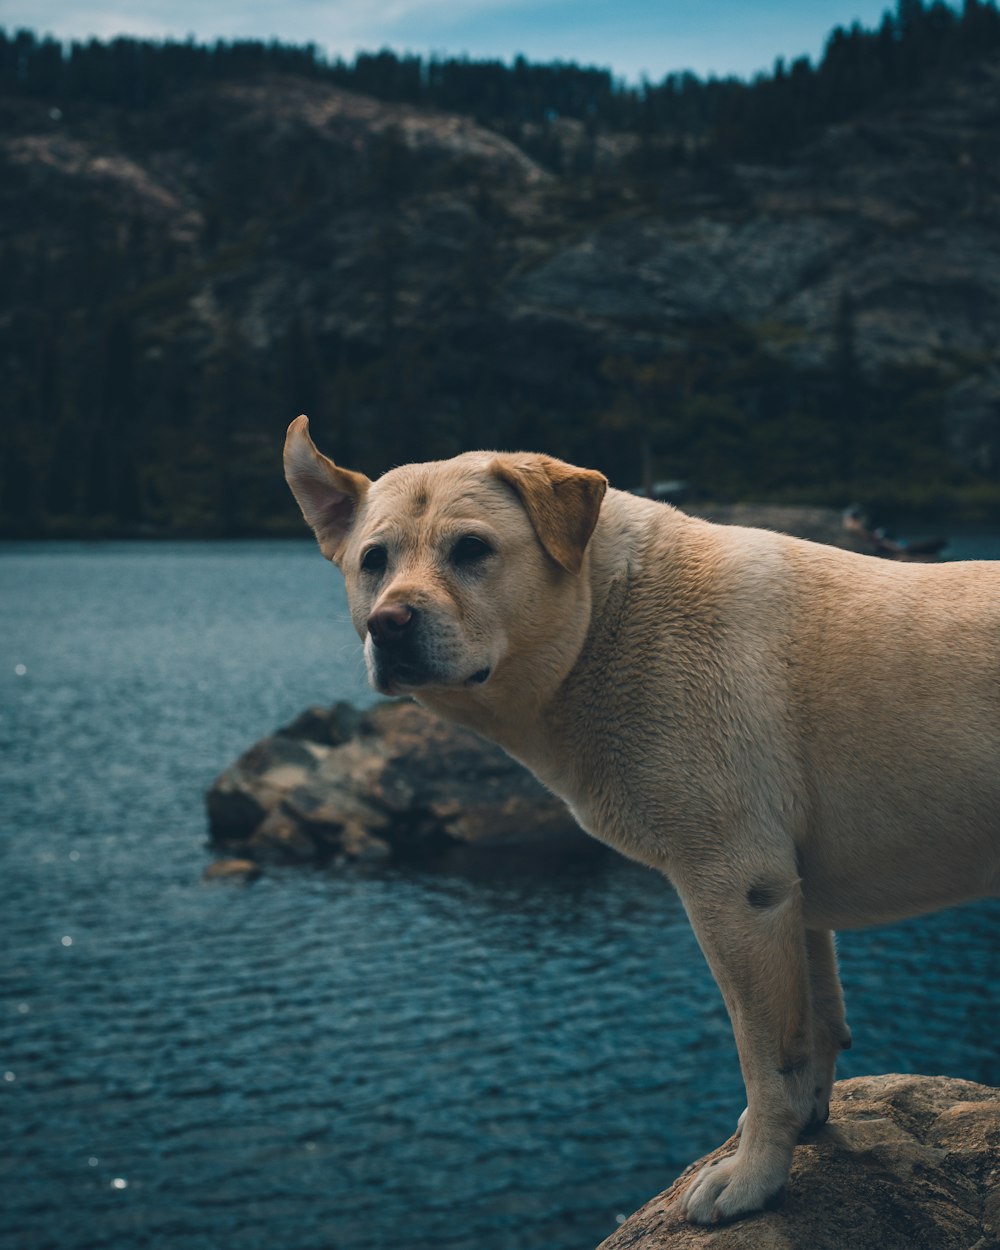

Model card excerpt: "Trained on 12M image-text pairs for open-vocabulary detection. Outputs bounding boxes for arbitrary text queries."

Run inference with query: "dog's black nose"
[367,603,416,647]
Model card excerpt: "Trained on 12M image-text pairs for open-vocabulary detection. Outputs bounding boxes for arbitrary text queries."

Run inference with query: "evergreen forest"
[2,0,1000,536]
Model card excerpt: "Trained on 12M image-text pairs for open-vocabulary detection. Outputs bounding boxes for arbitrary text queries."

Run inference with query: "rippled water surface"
[2,540,998,1250]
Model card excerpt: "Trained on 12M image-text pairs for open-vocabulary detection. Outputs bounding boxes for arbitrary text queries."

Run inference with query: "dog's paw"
[678,1151,786,1225]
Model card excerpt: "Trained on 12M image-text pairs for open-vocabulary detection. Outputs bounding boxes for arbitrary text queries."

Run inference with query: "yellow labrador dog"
[284,415,1000,1225]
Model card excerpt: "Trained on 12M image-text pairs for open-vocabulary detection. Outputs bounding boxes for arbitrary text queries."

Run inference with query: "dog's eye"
[361,545,387,574]
[451,536,493,567]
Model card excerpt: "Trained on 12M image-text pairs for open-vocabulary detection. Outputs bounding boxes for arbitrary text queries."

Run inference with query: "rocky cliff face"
[7,60,999,365]
[3,55,1000,531]
[599,1074,1000,1250]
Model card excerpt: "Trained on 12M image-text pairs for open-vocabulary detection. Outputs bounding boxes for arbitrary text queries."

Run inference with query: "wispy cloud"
[10,0,548,46]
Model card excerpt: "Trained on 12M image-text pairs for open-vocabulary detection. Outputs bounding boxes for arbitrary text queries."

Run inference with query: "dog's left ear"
[492,454,607,574]
[284,415,371,564]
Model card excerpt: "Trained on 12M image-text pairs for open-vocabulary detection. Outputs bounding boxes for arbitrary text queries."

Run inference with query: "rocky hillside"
[3,40,1000,534]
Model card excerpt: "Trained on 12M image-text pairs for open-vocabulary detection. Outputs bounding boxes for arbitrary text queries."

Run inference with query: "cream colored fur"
[284,415,1000,1225]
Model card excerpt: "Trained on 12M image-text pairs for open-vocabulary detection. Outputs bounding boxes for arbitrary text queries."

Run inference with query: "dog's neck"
[417,490,680,780]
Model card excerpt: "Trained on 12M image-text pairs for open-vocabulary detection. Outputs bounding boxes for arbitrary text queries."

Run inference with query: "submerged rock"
[205,699,589,868]
[598,1073,1000,1250]
[202,858,262,882]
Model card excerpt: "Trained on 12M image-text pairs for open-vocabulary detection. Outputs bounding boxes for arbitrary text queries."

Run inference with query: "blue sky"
[9,1,901,82]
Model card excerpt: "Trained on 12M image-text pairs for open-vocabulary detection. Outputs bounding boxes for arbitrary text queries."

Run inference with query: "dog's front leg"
[674,870,816,1225]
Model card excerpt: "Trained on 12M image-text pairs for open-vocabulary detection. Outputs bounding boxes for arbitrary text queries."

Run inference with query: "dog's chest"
[527,720,710,869]
[564,788,670,866]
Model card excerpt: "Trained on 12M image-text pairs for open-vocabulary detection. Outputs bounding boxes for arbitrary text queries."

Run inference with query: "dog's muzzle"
[366,602,427,689]
[365,604,491,691]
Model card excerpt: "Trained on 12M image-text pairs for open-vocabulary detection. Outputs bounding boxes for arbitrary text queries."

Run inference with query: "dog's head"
[284,415,607,699]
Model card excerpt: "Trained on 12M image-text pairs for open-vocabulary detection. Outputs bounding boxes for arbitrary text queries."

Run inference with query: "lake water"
[2,538,998,1250]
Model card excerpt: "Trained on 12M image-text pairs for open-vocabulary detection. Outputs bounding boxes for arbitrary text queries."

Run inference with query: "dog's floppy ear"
[284,415,371,563]
[492,454,607,574]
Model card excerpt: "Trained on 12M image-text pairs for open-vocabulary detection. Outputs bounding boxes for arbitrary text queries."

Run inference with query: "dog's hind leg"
[675,870,817,1225]
[732,927,849,1140]
[803,928,851,1131]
